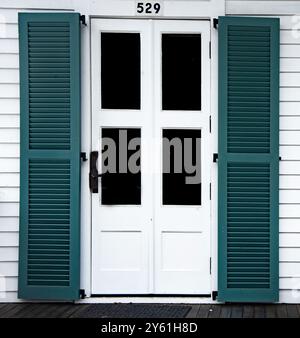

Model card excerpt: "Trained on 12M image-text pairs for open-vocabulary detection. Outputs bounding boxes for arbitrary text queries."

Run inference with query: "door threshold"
[76,296,215,304]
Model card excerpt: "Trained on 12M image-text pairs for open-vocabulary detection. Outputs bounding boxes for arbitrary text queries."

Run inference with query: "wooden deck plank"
[220,304,232,318]
[196,305,210,318]
[0,303,10,312]
[297,304,300,318]
[68,305,91,318]
[185,305,200,318]
[254,305,265,318]
[286,304,299,318]
[14,304,48,318]
[231,305,243,318]
[243,305,254,318]
[276,304,288,318]
[208,304,222,318]
[45,304,77,318]
[1,304,29,318]
[33,304,69,318]
[265,305,277,318]
[0,304,18,318]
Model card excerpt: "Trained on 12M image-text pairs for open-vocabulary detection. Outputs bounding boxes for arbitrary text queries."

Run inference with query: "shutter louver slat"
[18,13,81,300]
[218,17,279,302]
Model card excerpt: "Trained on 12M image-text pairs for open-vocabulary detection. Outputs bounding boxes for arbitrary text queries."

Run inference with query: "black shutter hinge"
[80,152,87,162]
[79,289,86,299]
[213,153,218,163]
[279,156,282,161]
[213,18,219,29]
[212,291,218,301]
[80,15,87,26]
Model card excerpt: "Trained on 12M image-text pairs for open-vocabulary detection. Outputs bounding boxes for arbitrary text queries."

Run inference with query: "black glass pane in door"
[101,33,141,109]
[162,34,201,111]
[163,129,201,205]
[101,128,141,205]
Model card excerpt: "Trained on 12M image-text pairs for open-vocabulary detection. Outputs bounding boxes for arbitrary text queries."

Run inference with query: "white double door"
[91,19,211,294]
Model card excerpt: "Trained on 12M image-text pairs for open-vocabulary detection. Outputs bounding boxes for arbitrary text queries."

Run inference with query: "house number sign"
[135,1,163,16]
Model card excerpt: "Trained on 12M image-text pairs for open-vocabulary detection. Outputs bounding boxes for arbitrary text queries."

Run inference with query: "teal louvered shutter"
[18,13,81,300]
[218,17,279,302]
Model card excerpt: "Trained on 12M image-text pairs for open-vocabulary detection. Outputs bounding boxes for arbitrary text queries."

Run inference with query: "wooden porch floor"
[0,303,300,318]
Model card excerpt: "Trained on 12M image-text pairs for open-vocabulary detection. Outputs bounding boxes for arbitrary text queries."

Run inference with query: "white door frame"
[90,17,212,296]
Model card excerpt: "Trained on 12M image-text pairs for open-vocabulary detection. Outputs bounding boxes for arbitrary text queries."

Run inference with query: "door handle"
[89,151,101,193]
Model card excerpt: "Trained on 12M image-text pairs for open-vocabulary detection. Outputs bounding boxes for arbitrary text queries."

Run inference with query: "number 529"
[136,2,161,15]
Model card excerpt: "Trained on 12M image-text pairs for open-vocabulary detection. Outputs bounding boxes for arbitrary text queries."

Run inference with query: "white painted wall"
[1,0,300,303]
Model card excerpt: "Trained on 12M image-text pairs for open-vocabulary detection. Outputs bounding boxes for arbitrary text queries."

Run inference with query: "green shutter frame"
[218,17,279,302]
[18,13,81,300]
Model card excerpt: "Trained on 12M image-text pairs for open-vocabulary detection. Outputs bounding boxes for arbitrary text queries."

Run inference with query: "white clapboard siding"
[0,39,18,54]
[0,262,18,277]
[0,99,19,114]
[227,0,300,304]
[0,188,19,202]
[280,234,300,248]
[280,190,300,204]
[0,69,19,84]
[280,219,300,232]
[281,59,300,72]
[280,248,300,262]
[280,277,300,290]
[0,202,19,217]
[281,73,300,87]
[0,278,18,293]
[0,129,19,143]
[0,217,19,232]
[280,146,300,160]
[0,174,19,187]
[0,115,19,128]
[280,205,300,218]
[0,84,19,98]
[281,30,300,44]
[0,9,18,24]
[0,247,18,262]
[0,23,18,38]
[0,232,18,247]
[0,54,19,69]
[0,144,19,157]
[281,88,300,102]
[280,176,300,189]
[280,117,300,130]
[0,159,19,173]
[280,161,300,175]
[227,1,300,16]
[280,102,300,116]
[280,263,300,277]
[281,131,300,145]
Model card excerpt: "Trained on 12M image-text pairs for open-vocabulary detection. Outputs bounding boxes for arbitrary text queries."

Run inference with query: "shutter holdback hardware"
[213,18,218,29]
[80,152,87,162]
[80,15,87,26]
